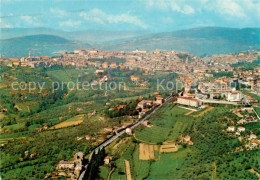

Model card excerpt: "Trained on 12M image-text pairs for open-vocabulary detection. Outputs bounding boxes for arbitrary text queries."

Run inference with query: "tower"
[29,51,31,58]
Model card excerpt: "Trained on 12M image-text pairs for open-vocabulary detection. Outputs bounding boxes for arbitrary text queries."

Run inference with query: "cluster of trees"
[213,71,234,78]
[85,148,106,180]
[231,57,260,70]
[105,100,139,118]
[177,107,259,179]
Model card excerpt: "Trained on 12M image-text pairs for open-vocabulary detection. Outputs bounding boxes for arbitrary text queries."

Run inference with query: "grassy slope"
[107,102,259,179]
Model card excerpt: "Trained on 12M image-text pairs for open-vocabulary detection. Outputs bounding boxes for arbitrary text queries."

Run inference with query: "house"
[24,151,29,158]
[249,134,257,140]
[227,126,235,132]
[43,123,49,130]
[102,62,109,69]
[110,62,117,69]
[183,136,191,142]
[130,75,140,81]
[117,104,126,110]
[138,109,150,118]
[142,120,150,127]
[74,152,84,170]
[237,126,245,132]
[77,137,84,141]
[85,135,91,140]
[155,95,164,105]
[92,110,97,115]
[30,153,36,159]
[177,97,202,108]
[126,128,133,135]
[188,141,194,145]
[251,139,260,148]
[103,127,113,133]
[95,69,105,74]
[136,100,147,110]
[227,91,242,102]
[136,100,153,110]
[104,155,112,165]
[235,132,241,136]
[58,160,75,170]
[74,49,86,55]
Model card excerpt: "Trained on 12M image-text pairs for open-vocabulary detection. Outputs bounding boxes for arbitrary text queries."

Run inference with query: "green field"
[254,107,260,117]
[135,105,192,144]
[103,101,259,179]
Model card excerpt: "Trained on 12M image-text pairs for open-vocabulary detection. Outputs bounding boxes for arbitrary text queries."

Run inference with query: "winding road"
[78,96,172,180]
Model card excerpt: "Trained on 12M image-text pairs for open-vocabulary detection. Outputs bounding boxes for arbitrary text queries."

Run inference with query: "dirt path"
[192,106,214,118]
[212,161,217,179]
[124,160,132,180]
[27,106,31,113]
[185,110,194,116]
[107,167,115,180]
[248,168,260,178]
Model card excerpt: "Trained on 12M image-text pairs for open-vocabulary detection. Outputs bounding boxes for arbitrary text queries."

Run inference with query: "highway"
[78,95,172,180]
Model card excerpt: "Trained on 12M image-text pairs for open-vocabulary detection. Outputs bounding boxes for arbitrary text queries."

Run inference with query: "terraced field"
[135,105,193,144]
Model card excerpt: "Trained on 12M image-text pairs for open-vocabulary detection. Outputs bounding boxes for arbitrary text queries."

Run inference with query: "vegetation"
[103,103,260,179]
[213,71,234,78]
[231,57,260,70]
[0,66,177,179]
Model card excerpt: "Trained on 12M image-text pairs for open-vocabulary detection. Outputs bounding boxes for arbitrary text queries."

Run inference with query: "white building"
[227,126,235,132]
[237,126,245,132]
[177,97,202,108]
[227,91,242,102]
[126,128,133,135]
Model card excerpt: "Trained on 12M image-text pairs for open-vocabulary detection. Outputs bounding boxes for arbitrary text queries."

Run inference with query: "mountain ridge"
[0,27,259,57]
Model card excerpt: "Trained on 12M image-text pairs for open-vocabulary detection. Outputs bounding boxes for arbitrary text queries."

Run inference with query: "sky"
[0,0,259,32]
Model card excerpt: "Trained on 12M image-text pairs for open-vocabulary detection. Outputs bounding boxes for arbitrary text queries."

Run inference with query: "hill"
[99,27,260,56]
[0,27,259,57]
[0,34,91,57]
[0,28,151,43]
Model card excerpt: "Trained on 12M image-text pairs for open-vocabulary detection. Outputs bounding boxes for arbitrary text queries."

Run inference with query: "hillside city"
[1,0,260,179]
[0,47,259,179]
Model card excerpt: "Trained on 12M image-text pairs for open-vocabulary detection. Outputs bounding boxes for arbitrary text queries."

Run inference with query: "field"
[124,160,132,180]
[254,107,260,117]
[50,120,83,129]
[102,101,260,179]
[190,106,214,117]
[160,143,178,153]
[1,66,169,179]
[139,143,157,160]
[135,104,193,144]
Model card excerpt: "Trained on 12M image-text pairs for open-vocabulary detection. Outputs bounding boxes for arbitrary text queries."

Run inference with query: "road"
[78,96,172,180]
[201,99,238,105]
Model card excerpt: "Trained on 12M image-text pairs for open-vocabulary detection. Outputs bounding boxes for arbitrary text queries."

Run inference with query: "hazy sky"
[0,0,259,32]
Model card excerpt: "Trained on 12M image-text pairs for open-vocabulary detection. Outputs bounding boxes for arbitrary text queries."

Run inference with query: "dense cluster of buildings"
[52,152,84,179]
[1,49,259,106]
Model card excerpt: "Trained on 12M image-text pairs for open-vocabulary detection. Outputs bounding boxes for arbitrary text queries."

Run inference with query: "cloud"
[20,15,40,25]
[214,0,246,18]
[50,8,69,18]
[79,8,147,28]
[59,20,82,27]
[145,0,195,14]
[161,17,173,24]
[0,18,13,28]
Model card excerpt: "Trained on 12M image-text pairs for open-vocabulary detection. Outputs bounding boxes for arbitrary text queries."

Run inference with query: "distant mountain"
[0,28,152,43]
[99,27,260,56]
[0,34,91,57]
[0,27,259,57]
[0,28,64,39]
